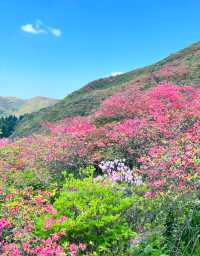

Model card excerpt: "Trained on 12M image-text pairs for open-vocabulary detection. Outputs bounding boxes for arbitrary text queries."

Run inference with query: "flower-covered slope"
[3,82,200,191]
[0,81,199,255]
[14,41,200,137]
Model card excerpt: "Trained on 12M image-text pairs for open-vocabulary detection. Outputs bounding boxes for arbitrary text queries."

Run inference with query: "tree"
[0,115,19,138]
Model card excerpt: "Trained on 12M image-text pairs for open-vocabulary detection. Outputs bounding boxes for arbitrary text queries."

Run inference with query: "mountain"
[0,96,58,117]
[14,97,59,117]
[0,97,25,117]
[13,41,200,137]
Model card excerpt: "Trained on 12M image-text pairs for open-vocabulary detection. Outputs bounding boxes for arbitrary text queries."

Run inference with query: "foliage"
[0,115,19,138]
[36,175,135,255]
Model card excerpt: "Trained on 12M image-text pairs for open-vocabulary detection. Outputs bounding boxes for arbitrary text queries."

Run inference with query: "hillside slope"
[14,41,200,137]
[0,97,25,117]
[14,97,59,117]
[0,96,58,117]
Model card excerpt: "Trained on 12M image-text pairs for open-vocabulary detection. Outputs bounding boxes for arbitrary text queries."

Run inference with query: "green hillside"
[13,41,200,137]
[0,96,58,118]
[0,97,25,117]
[14,96,59,117]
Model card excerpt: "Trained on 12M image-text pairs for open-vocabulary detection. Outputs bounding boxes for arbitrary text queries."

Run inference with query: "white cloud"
[111,72,123,77]
[21,20,61,37]
[50,28,62,37]
[21,24,46,34]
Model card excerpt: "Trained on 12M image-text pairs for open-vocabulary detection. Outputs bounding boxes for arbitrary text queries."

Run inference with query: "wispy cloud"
[21,20,62,37]
[50,28,61,37]
[111,72,123,77]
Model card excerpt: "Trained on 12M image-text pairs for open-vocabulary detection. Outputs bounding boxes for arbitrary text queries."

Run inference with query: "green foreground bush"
[36,175,136,255]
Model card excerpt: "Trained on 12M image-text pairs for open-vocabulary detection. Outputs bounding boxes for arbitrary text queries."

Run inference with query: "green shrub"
[36,175,136,255]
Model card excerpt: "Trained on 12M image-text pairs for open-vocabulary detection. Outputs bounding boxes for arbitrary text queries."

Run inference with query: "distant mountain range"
[9,41,200,137]
[0,96,58,117]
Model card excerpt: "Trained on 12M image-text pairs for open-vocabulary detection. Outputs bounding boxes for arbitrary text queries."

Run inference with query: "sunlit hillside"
[14,41,200,137]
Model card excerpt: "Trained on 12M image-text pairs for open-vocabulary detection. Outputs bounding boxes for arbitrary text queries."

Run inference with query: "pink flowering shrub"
[138,121,200,193]
[0,184,85,255]
[153,64,189,79]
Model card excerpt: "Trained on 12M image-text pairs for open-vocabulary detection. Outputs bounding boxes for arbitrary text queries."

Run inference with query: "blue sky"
[1,0,200,99]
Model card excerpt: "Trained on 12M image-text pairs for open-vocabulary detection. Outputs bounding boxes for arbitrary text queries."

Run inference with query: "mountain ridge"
[0,96,58,117]
[13,41,200,137]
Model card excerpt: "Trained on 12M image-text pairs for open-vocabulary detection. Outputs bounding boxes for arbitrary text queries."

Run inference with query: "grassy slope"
[0,96,58,118]
[0,97,25,117]
[13,41,200,137]
[14,97,58,117]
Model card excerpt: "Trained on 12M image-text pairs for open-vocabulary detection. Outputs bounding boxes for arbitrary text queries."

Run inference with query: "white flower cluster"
[99,159,143,185]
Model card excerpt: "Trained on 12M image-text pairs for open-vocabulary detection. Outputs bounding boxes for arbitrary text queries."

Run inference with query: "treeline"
[0,115,21,138]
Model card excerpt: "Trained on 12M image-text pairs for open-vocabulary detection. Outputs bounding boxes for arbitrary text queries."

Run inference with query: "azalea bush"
[138,120,200,193]
[0,185,66,255]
